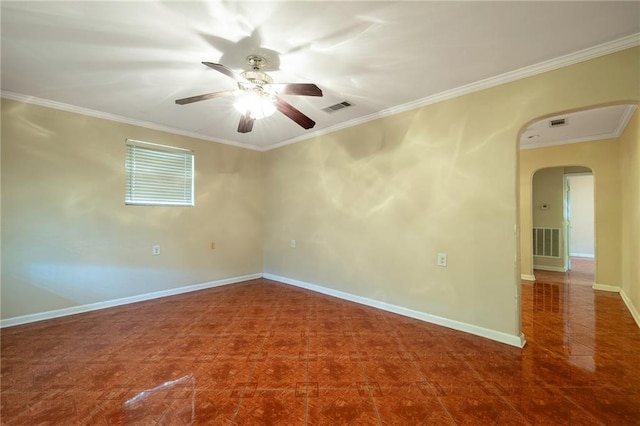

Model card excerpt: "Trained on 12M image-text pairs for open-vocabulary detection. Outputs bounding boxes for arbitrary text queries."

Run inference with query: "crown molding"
[0,91,263,152]
[614,104,638,136]
[266,32,640,151]
[519,104,637,150]
[519,133,621,151]
[2,33,638,153]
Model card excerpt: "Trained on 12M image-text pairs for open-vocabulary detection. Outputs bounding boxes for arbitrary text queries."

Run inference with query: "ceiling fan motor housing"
[239,69,273,88]
[239,55,274,91]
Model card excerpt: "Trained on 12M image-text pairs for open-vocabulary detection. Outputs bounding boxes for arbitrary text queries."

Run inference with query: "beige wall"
[620,108,640,319]
[532,167,565,270]
[264,47,639,339]
[1,99,264,319]
[2,47,638,338]
[520,138,621,286]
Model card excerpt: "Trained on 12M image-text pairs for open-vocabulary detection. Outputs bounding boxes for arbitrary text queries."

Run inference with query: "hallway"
[521,257,640,424]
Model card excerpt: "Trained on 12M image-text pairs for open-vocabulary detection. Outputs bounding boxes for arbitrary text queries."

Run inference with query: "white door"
[566,174,595,259]
[563,176,571,271]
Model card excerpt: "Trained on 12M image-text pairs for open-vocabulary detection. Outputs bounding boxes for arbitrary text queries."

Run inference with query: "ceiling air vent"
[323,101,353,113]
[549,118,567,127]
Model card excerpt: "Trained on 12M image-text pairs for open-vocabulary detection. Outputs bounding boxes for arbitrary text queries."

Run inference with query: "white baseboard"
[620,289,640,328]
[0,273,263,328]
[593,285,640,328]
[521,274,536,281]
[570,253,594,258]
[592,283,621,293]
[534,265,567,273]
[263,273,525,348]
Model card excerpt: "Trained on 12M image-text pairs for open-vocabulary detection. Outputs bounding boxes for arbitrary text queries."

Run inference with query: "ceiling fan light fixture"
[233,91,276,120]
[176,56,321,132]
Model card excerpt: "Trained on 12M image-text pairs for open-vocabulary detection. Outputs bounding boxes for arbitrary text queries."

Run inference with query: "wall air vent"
[549,118,567,127]
[533,227,561,258]
[322,101,353,113]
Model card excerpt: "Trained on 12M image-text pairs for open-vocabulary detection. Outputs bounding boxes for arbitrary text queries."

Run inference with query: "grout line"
[228,303,275,425]
[348,314,383,425]
[3,266,632,425]
[536,377,608,426]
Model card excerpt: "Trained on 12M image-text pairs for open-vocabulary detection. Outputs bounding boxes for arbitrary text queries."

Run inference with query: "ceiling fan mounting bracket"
[240,56,272,90]
[246,55,267,70]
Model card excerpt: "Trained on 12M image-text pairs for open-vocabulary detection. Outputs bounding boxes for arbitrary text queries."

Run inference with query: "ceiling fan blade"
[202,62,250,84]
[274,97,316,129]
[237,113,255,133]
[268,83,323,97]
[175,90,236,105]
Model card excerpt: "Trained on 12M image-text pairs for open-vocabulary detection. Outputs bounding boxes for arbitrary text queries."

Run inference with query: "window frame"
[125,139,195,207]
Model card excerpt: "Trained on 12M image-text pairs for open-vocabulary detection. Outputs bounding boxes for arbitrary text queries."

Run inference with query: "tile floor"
[1,258,639,425]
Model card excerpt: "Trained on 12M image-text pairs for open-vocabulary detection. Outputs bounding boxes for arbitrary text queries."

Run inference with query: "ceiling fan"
[175,55,323,133]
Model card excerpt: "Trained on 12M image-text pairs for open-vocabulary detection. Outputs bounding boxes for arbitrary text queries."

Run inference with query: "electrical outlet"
[437,252,447,267]
[290,240,296,249]
[152,245,161,256]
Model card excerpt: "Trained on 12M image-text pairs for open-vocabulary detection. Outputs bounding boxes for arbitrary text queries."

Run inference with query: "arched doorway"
[518,103,635,289]
[531,166,594,279]
[517,102,637,347]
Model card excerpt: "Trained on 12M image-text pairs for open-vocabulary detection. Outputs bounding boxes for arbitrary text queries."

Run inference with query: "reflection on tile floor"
[2,258,639,424]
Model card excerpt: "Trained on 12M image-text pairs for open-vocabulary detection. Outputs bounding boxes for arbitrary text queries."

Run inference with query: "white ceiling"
[519,104,638,150]
[2,1,639,151]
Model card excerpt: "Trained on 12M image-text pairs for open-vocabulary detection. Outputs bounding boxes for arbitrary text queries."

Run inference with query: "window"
[125,139,194,206]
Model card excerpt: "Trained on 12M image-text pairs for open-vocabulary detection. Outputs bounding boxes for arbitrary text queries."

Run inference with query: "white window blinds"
[125,139,194,206]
